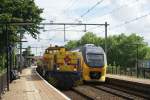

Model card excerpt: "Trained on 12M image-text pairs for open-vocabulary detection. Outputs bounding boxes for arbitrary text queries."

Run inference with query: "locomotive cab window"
[86,53,104,67]
[45,50,49,54]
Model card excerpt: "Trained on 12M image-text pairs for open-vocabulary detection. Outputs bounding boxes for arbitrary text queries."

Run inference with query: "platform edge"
[35,70,71,100]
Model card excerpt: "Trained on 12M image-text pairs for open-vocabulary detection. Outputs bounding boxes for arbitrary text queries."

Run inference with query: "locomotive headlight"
[74,68,77,71]
[57,67,60,70]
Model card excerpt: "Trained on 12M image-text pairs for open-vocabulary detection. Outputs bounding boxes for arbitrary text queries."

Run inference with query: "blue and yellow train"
[73,44,107,82]
[37,44,107,88]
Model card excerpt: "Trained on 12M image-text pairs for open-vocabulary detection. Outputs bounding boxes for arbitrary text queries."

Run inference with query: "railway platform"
[106,74,150,85]
[1,66,70,100]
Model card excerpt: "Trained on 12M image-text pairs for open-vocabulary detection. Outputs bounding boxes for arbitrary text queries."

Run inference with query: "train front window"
[86,53,104,67]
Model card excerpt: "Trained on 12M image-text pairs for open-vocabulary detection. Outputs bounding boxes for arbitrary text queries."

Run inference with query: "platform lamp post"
[5,24,9,91]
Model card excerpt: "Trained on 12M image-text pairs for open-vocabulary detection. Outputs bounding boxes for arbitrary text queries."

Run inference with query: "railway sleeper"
[106,77,150,98]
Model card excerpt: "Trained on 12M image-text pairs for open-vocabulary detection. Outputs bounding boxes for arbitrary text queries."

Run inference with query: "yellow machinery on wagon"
[37,46,81,88]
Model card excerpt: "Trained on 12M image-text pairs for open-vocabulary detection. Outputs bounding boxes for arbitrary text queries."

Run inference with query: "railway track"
[37,69,150,100]
[62,83,149,100]
[62,88,93,100]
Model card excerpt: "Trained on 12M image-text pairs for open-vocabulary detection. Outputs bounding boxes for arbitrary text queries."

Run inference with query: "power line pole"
[36,47,37,56]
[5,24,9,91]
[105,22,108,57]
[64,24,66,42]
[84,25,87,32]
[19,33,23,73]
[128,43,143,78]
[136,44,139,78]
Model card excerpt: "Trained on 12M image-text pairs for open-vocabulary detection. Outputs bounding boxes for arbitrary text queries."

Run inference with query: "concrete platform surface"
[107,74,150,85]
[2,66,70,100]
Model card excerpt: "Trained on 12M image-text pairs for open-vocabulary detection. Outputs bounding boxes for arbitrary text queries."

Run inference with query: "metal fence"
[107,66,150,79]
[0,70,7,98]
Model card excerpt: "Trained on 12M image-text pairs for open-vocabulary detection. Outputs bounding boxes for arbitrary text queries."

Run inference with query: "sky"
[23,0,150,56]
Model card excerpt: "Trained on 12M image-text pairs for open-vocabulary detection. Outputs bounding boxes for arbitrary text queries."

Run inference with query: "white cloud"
[23,0,150,55]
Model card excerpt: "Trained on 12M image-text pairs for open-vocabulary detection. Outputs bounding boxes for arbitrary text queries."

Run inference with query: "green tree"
[80,32,98,45]
[65,32,150,68]
[65,32,102,50]
[0,0,43,70]
[65,40,79,50]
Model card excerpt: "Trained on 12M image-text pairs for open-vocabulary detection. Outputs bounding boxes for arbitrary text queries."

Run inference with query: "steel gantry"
[0,21,109,91]
[40,22,109,55]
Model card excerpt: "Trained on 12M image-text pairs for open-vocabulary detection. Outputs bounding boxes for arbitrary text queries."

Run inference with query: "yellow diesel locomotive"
[73,44,107,82]
[37,46,81,88]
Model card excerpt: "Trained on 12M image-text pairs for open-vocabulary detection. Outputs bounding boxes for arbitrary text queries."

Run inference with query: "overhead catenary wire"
[110,11,150,30]
[63,0,79,14]
[42,25,79,32]
[44,0,106,31]
[63,0,75,11]
[98,0,139,18]
[47,0,140,31]
[80,0,104,18]
[63,0,104,31]
[41,29,85,32]
[96,11,150,35]
[88,0,140,30]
